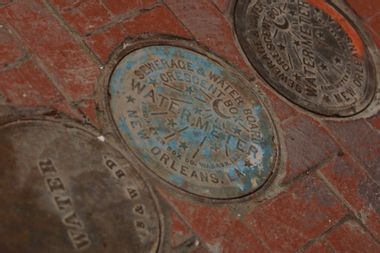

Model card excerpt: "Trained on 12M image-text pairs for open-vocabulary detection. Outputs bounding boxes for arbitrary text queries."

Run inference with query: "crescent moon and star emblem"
[109,45,279,198]
[212,99,231,119]
[273,16,289,30]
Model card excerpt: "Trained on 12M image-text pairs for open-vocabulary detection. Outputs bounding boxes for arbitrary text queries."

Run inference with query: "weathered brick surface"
[1,0,99,101]
[0,0,12,5]
[160,191,231,243]
[346,0,380,49]
[50,0,112,35]
[320,155,380,240]
[76,98,99,126]
[0,24,24,68]
[0,60,73,115]
[159,190,258,252]
[369,31,380,49]
[221,220,270,253]
[164,0,252,75]
[325,221,380,253]
[282,115,339,183]
[85,5,191,62]
[261,86,297,122]
[103,0,157,15]
[304,222,380,253]
[210,0,230,13]
[346,0,380,19]
[169,209,193,248]
[366,13,380,49]
[244,176,346,253]
[189,247,212,253]
[303,241,334,253]
[368,111,380,130]
[160,188,272,252]
[368,13,380,32]
[326,119,380,183]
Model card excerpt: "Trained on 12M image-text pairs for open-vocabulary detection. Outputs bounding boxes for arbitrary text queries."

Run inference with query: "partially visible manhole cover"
[235,0,377,116]
[108,45,279,199]
[0,119,161,253]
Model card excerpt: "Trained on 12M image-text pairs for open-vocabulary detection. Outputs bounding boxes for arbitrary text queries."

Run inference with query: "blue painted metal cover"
[108,45,279,199]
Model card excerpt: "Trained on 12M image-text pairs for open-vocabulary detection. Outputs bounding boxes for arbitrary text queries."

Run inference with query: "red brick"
[221,220,270,253]
[1,0,99,101]
[189,247,213,253]
[326,119,380,182]
[211,0,230,13]
[158,189,232,250]
[245,175,346,253]
[282,115,339,183]
[77,98,99,127]
[0,0,11,5]
[325,221,380,253]
[0,24,24,67]
[85,5,191,62]
[261,85,296,122]
[374,35,380,49]
[346,0,380,19]
[366,14,380,49]
[366,25,380,50]
[367,111,380,130]
[189,247,211,253]
[320,155,380,240]
[164,0,252,75]
[103,0,157,15]
[367,14,380,34]
[173,203,230,243]
[169,210,193,247]
[50,0,112,34]
[0,60,73,115]
[303,241,334,253]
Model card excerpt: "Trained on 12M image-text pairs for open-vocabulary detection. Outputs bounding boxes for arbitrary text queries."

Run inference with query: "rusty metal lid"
[235,0,377,116]
[108,45,280,199]
[0,119,161,253]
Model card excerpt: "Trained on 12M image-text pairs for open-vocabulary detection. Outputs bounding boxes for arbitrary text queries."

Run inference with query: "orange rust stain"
[307,0,364,58]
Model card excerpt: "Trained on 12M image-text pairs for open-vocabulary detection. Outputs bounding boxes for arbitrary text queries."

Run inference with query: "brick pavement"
[0,0,379,252]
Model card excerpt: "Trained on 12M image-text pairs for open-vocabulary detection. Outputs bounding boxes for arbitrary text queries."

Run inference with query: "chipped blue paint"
[169,174,185,186]
[109,45,279,198]
[117,116,129,135]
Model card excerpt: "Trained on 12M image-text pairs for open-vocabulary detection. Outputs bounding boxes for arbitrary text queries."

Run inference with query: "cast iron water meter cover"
[0,119,161,253]
[235,0,376,116]
[108,45,280,199]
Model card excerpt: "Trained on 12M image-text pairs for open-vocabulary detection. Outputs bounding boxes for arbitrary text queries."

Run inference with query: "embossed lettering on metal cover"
[235,0,376,116]
[108,45,280,199]
[0,120,161,253]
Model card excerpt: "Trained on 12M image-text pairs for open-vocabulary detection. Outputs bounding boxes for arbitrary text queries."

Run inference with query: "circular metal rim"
[103,39,282,200]
[233,0,378,118]
[0,117,163,253]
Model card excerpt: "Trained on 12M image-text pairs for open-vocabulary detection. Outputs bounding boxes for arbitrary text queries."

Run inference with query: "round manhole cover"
[0,119,161,253]
[108,45,279,199]
[235,0,376,116]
